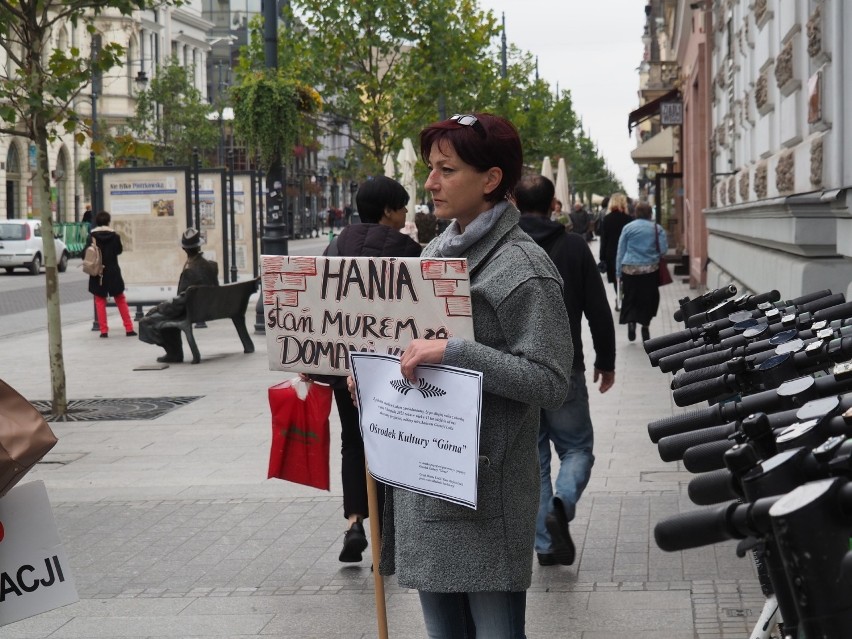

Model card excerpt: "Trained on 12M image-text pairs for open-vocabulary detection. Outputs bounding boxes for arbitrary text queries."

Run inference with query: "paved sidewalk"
[2,263,763,638]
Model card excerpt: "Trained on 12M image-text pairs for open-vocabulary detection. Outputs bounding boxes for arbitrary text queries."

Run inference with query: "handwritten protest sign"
[261,255,475,375]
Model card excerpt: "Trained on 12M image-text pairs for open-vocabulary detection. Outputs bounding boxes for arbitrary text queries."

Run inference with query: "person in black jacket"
[568,201,592,241]
[516,175,616,567]
[81,203,93,229]
[86,211,136,338]
[324,176,422,563]
[598,193,633,309]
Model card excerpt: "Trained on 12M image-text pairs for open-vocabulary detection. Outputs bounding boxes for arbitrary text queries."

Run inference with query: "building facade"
[639,0,852,298]
[673,1,712,287]
[704,0,852,298]
[0,4,214,223]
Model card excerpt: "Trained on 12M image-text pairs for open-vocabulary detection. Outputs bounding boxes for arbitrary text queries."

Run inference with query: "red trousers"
[94,294,135,335]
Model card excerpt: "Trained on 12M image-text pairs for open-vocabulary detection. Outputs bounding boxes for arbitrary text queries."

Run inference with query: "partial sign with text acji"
[0,481,78,627]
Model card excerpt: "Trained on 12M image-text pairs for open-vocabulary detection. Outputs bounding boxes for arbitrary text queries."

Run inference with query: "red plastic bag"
[268,379,334,490]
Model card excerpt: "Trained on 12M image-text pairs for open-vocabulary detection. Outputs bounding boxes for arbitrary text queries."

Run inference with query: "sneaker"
[544,497,576,566]
[126,330,138,337]
[641,326,650,342]
[99,333,108,338]
[156,354,183,363]
[627,322,636,342]
[339,521,368,562]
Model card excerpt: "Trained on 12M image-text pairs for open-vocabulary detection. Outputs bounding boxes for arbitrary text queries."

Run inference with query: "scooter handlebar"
[673,374,738,407]
[688,468,739,506]
[654,502,740,552]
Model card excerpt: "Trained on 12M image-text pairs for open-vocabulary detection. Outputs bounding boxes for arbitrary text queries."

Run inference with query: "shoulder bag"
[0,379,58,497]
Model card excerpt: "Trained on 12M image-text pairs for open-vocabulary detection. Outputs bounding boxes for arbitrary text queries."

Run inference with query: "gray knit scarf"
[433,200,511,258]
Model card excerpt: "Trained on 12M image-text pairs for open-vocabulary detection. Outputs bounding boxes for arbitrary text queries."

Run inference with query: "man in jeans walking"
[516,175,616,566]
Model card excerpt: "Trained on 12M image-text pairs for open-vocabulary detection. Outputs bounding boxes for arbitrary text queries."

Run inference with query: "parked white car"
[0,220,70,275]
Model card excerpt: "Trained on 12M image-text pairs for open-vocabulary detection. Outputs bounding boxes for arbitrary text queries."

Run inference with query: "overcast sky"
[478,0,646,196]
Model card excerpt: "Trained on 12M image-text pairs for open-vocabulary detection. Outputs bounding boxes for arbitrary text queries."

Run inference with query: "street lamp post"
[227,149,238,283]
[89,34,102,215]
[254,0,289,333]
[317,167,327,236]
[349,180,358,224]
[90,34,102,332]
[216,62,231,167]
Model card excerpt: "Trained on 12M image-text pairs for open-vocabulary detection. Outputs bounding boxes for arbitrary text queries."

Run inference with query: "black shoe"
[156,354,183,363]
[544,497,576,566]
[339,521,368,562]
[126,330,138,337]
[537,553,557,567]
[641,326,650,342]
[99,333,108,338]
[627,322,636,342]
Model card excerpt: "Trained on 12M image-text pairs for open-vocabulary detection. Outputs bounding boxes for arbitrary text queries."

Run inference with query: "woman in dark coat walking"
[86,210,136,338]
[598,192,633,309]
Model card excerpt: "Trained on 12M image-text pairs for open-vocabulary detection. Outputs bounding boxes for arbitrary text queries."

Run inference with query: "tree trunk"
[35,122,68,416]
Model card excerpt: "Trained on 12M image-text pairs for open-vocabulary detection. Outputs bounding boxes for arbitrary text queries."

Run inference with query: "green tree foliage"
[288,0,420,173]
[129,59,219,166]
[392,0,499,140]
[234,0,624,199]
[0,0,174,415]
[231,70,321,169]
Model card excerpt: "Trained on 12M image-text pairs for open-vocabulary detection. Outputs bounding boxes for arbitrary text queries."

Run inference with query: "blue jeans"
[535,368,595,554]
[418,590,527,638]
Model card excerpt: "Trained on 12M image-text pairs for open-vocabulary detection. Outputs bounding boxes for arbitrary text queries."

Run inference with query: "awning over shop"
[631,127,675,164]
[627,88,680,133]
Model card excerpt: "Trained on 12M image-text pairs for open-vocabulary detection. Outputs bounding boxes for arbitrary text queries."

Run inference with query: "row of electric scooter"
[642,285,852,639]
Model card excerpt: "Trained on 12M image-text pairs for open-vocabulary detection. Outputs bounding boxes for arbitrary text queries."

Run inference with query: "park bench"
[158,278,259,364]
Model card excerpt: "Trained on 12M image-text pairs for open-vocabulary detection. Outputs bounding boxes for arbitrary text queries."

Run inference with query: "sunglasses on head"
[450,113,486,138]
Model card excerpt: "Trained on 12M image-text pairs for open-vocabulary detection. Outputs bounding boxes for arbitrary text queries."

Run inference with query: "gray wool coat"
[379,204,573,592]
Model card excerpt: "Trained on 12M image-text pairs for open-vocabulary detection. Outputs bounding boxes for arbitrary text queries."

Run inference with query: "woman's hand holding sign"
[400,338,448,382]
[347,338,448,402]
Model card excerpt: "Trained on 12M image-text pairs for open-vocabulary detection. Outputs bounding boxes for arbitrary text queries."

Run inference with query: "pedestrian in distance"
[314,175,422,564]
[598,192,633,309]
[328,207,338,234]
[85,210,136,338]
[615,201,667,342]
[593,196,609,237]
[550,198,564,222]
[138,228,219,363]
[516,174,616,567]
[81,203,93,229]
[569,201,593,242]
[350,112,572,637]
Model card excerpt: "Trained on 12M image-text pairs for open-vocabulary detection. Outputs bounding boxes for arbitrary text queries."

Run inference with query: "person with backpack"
[85,210,136,338]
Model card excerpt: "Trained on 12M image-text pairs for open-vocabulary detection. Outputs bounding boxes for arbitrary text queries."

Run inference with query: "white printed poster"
[350,353,483,508]
[230,174,257,279]
[261,256,475,375]
[0,481,78,626]
[100,168,191,302]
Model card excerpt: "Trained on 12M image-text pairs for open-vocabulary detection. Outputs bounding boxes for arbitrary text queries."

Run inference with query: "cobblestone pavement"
[1,247,765,638]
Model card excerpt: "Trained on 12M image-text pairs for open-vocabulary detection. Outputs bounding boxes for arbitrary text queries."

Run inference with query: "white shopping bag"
[0,481,78,626]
